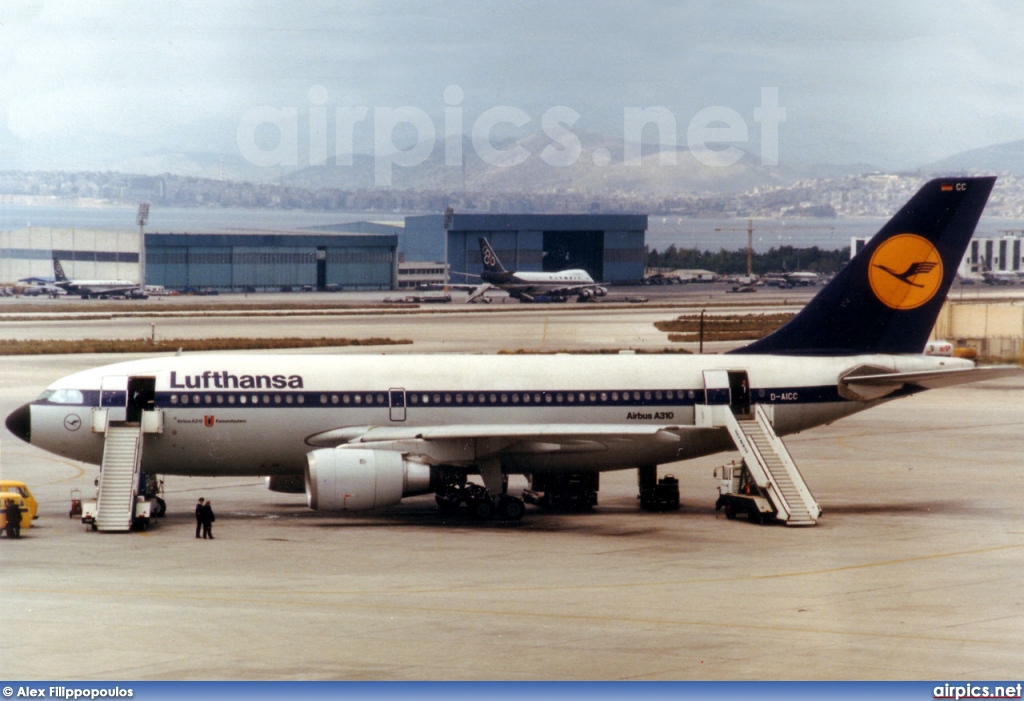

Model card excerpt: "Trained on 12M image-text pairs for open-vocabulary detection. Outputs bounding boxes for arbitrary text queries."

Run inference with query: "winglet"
[734,177,997,355]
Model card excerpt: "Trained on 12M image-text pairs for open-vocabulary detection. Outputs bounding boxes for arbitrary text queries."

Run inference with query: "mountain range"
[10,126,1024,196]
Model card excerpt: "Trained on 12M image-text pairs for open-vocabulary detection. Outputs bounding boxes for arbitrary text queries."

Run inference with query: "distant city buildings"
[4,170,1024,219]
[852,231,1024,278]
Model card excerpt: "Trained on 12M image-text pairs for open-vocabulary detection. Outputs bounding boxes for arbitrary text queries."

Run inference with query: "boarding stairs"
[95,423,143,532]
[723,405,820,526]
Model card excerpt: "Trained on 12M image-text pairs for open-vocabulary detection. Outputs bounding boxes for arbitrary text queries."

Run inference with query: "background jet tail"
[734,177,996,356]
[52,257,69,283]
[479,237,507,274]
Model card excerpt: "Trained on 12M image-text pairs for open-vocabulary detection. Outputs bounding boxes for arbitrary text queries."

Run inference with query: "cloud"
[1,0,1023,171]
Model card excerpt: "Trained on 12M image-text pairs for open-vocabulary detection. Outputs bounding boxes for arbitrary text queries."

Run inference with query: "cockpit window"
[39,388,85,404]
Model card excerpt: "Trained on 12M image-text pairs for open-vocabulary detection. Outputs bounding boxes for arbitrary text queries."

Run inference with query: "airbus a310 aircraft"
[6,177,1020,525]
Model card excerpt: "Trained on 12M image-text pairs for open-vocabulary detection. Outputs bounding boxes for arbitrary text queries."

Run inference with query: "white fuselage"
[58,279,137,296]
[24,352,969,477]
[482,269,599,298]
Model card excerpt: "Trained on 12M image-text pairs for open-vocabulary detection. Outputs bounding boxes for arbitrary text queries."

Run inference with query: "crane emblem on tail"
[872,261,938,288]
[867,234,944,311]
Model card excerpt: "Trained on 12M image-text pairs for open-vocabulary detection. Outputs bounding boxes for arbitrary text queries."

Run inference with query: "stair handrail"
[753,405,821,520]
[722,411,794,522]
[96,423,144,530]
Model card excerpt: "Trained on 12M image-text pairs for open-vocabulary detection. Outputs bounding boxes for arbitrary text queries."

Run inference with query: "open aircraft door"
[99,375,128,422]
[702,370,730,408]
[700,369,751,427]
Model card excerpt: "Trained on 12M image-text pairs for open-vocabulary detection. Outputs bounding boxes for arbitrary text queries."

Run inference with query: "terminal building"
[1,227,399,292]
[2,213,648,292]
[145,231,396,291]
[852,232,1024,279]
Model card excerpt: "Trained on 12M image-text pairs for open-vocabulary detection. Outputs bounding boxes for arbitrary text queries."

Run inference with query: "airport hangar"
[1,214,647,292]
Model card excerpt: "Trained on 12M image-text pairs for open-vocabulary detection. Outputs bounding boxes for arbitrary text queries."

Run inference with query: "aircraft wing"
[840,365,1023,401]
[306,422,701,463]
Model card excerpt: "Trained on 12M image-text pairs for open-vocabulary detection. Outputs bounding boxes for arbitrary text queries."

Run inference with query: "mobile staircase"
[94,423,143,532]
[85,396,163,532]
[718,405,820,526]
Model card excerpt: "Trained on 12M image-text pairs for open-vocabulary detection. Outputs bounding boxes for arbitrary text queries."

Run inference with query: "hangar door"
[542,231,603,281]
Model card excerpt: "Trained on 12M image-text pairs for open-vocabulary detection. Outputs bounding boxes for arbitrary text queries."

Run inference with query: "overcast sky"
[2,0,1023,173]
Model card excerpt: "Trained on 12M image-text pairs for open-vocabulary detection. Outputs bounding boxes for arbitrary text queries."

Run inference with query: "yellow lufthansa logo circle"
[868,234,944,310]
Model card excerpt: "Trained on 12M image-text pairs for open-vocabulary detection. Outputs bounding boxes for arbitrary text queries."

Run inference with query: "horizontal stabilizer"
[840,365,1023,401]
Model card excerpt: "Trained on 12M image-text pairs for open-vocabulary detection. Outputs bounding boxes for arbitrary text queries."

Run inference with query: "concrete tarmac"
[1,305,1023,680]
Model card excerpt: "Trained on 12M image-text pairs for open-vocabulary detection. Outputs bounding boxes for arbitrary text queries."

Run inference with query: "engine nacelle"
[305,448,433,511]
[266,475,306,493]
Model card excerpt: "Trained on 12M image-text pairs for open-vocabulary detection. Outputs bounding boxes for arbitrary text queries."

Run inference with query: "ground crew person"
[4,499,22,538]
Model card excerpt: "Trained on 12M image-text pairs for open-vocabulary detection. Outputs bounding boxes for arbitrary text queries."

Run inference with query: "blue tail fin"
[479,237,507,274]
[52,257,69,283]
[734,177,996,356]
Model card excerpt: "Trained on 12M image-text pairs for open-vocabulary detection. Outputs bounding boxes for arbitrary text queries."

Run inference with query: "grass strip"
[655,312,795,342]
[0,337,412,356]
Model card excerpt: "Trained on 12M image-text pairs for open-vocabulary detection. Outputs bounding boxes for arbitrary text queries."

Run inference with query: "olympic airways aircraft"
[5,177,1020,522]
[52,258,143,299]
[465,237,608,302]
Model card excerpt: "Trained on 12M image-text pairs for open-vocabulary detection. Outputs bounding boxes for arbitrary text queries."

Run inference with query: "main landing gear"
[434,469,525,522]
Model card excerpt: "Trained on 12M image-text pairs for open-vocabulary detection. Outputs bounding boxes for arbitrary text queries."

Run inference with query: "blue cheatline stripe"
[38,384,851,410]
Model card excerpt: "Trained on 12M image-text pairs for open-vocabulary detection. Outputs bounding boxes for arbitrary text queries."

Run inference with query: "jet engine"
[305,448,434,511]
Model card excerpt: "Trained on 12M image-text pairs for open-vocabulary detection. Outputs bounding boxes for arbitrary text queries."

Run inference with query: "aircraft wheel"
[436,496,459,516]
[471,498,494,521]
[152,497,166,518]
[499,496,525,521]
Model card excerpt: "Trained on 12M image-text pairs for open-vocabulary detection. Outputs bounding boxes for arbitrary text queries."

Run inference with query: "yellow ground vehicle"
[0,492,31,533]
[0,481,38,521]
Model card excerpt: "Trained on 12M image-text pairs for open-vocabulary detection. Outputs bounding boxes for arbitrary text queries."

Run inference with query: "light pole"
[137,203,150,297]
[442,205,454,295]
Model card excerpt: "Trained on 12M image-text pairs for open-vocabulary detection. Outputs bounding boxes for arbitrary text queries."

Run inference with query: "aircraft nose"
[5,403,31,444]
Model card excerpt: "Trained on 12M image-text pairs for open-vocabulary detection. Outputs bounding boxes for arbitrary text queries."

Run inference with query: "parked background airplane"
[980,269,1018,286]
[6,178,1019,528]
[52,257,145,299]
[762,271,820,287]
[465,237,608,302]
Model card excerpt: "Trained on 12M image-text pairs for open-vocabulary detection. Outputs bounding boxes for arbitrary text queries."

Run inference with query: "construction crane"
[714,219,756,278]
[713,219,836,278]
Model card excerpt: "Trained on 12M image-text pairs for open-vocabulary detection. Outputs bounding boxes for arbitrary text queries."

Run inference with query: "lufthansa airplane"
[466,237,608,302]
[5,177,1020,522]
[52,258,143,299]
